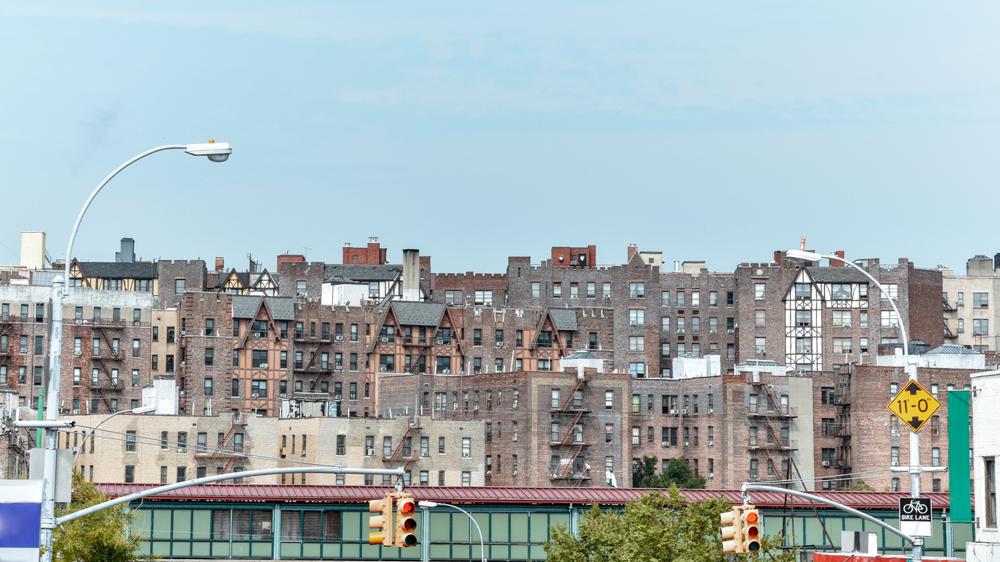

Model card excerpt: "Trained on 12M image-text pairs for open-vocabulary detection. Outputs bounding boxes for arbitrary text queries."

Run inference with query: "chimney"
[116,238,135,263]
[830,250,846,268]
[773,250,784,265]
[215,257,225,273]
[627,244,638,262]
[402,249,421,301]
[673,260,681,273]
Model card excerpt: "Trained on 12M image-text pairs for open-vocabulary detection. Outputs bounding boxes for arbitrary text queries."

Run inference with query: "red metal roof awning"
[93,484,951,510]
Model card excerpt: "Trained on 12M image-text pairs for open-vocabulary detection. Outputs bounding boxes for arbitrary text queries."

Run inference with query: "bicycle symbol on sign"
[902,499,929,516]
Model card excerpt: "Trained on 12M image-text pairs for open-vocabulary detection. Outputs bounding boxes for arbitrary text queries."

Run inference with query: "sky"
[1,2,998,274]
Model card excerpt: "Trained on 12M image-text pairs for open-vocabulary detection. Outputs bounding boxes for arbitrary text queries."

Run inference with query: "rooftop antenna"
[799,236,807,251]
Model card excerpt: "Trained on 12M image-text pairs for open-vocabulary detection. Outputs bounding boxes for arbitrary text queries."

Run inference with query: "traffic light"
[720,507,743,553]
[368,493,395,546]
[395,494,418,547]
[740,506,761,553]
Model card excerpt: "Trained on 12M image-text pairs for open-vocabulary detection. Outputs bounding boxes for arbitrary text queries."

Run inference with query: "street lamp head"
[418,501,439,508]
[131,405,156,414]
[185,140,232,162]
[785,249,824,262]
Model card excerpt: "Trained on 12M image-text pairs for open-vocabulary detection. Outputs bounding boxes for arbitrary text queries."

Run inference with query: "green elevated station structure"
[96,484,968,560]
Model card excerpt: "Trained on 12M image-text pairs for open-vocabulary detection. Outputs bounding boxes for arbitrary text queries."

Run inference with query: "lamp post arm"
[73,409,128,464]
[434,502,485,562]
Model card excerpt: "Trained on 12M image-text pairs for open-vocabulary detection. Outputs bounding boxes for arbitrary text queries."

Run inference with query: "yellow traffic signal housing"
[720,507,744,553]
[395,494,419,547]
[368,494,395,546]
[740,506,761,553]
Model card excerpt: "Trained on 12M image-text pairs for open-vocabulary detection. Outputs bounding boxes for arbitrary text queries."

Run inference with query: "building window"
[832,338,852,354]
[204,347,215,366]
[473,290,493,306]
[461,471,471,487]
[986,457,997,528]
[125,431,137,452]
[974,319,990,336]
[628,309,644,326]
[832,310,852,327]
[461,437,471,458]
[754,337,766,355]
[124,465,135,483]
[628,363,646,378]
[754,283,766,300]
[931,447,941,467]
[252,350,268,368]
[891,447,900,466]
[530,282,540,298]
[881,311,899,328]
[628,283,645,299]
[628,336,645,352]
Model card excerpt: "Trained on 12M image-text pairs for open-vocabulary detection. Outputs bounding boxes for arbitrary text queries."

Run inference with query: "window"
[832,310,851,327]
[126,431,137,452]
[754,283,766,300]
[628,282,645,299]
[691,291,700,307]
[891,478,900,492]
[628,363,646,378]
[676,291,686,307]
[530,282,540,298]
[833,338,852,354]
[821,387,835,405]
[755,310,766,327]
[461,437,471,458]
[603,283,612,298]
[252,350,268,368]
[570,283,579,298]
[628,336,645,352]
[587,282,596,298]
[473,329,482,346]
[605,390,614,409]
[881,311,899,327]
[631,394,640,413]
[552,283,562,298]
[975,292,990,308]
[931,447,941,467]
[754,337,766,355]
[205,347,215,366]
[628,309,645,326]
[891,446,900,466]
[986,457,997,528]
[461,471,471,487]
[124,465,135,483]
[974,319,990,336]
[631,426,640,446]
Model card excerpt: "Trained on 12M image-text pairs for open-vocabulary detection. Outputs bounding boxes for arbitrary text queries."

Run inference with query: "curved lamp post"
[785,248,924,561]
[40,141,232,562]
[418,501,486,562]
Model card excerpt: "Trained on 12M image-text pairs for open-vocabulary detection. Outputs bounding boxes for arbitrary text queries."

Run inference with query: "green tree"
[840,479,874,492]
[545,489,797,562]
[633,456,707,489]
[52,471,149,562]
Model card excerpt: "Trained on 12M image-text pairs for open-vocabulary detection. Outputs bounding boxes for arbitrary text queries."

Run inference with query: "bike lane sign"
[898,497,932,537]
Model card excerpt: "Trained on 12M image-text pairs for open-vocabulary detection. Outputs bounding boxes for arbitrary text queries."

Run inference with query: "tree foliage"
[52,471,148,562]
[632,456,707,489]
[545,489,797,562]
[840,479,874,492]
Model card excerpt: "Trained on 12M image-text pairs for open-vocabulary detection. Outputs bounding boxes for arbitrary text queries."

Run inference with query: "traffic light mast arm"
[741,483,918,546]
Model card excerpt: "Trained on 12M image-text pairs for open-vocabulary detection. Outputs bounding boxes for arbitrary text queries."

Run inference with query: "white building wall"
[969,369,1000,558]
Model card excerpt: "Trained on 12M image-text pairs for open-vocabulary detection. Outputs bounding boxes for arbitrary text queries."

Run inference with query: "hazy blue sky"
[1,2,997,273]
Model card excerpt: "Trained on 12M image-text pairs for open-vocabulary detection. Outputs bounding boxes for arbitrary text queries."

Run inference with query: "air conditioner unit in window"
[512,470,517,476]
[708,472,714,479]
[334,367,343,372]
[683,441,689,447]
[335,335,344,342]
[279,393,287,398]
[252,393,260,399]
[180,330,187,336]
[681,409,689,416]
[279,447,287,457]
[301,450,307,457]
[366,448,375,457]
[661,441,669,447]
[670,409,678,416]
[260,363,268,369]
[334,394,342,400]
[677,329,685,334]
[708,408,714,414]
[727,329,735,334]
[179,361,186,368]
[496,342,504,348]
[74,319,83,325]
[380,336,389,342]
[708,440,714,447]
[822,460,831,467]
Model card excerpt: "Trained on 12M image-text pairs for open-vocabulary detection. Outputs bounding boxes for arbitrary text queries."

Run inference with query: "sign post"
[887,380,941,433]
[899,497,932,538]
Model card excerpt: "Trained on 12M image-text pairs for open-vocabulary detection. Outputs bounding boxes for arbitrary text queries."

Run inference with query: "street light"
[39,142,232,562]
[785,248,924,561]
[74,404,155,463]
[418,501,486,562]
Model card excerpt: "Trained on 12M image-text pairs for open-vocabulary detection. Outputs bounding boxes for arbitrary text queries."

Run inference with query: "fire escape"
[91,320,125,413]
[382,419,421,468]
[747,379,797,487]
[943,295,956,340]
[196,411,247,473]
[833,372,852,486]
[550,374,591,486]
[0,312,13,381]
[294,323,334,395]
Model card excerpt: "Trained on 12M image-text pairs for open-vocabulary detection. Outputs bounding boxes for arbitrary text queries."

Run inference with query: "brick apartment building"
[0,233,975,493]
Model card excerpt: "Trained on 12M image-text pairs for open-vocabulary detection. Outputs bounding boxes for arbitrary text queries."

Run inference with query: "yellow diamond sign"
[887,380,941,433]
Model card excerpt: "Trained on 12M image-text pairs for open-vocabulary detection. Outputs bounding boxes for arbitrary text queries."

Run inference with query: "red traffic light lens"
[746,526,759,539]
[400,501,416,515]
[402,517,417,531]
